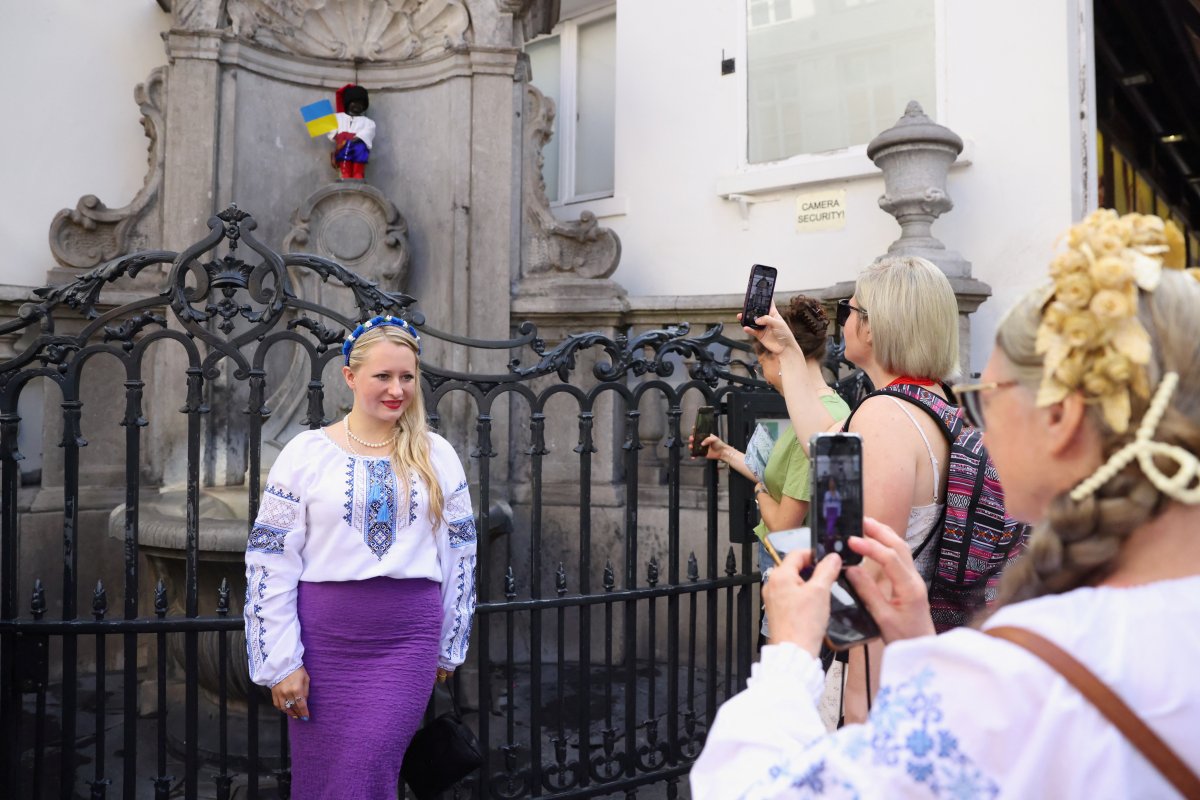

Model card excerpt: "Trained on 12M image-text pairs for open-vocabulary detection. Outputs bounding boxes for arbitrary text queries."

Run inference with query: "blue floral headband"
[342,315,422,364]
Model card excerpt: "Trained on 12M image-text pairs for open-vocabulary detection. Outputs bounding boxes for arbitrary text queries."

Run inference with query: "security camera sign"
[795,189,847,233]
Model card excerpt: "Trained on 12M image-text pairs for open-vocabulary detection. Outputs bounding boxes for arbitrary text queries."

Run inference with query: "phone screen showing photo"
[811,433,864,566]
[742,265,778,329]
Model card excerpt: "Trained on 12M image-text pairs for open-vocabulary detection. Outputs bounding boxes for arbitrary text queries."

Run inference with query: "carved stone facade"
[47,67,166,270]
[283,181,410,285]
[225,0,472,61]
[518,83,624,302]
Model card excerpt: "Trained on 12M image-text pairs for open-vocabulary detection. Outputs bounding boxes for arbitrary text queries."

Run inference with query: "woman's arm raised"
[744,307,838,455]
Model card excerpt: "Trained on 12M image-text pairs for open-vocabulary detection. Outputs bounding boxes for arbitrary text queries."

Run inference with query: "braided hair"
[994,270,1200,606]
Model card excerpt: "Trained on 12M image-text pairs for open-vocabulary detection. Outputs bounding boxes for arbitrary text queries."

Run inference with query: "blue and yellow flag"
[300,100,337,137]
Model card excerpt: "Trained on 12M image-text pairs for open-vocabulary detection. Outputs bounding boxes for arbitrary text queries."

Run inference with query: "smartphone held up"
[809,432,879,650]
[741,264,777,330]
[690,406,717,457]
[810,432,864,565]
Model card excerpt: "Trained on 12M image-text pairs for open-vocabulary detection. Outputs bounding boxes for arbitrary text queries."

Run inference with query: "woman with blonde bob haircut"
[243,316,478,798]
[693,211,1200,798]
[854,255,961,383]
[750,255,961,722]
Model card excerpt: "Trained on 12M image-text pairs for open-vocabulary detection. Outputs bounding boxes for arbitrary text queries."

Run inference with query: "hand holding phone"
[809,431,879,649]
[759,545,844,657]
[741,264,778,330]
[689,406,717,457]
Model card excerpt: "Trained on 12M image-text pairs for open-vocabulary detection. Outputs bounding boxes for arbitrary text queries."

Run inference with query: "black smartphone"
[810,431,877,649]
[810,432,864,566]
[741,264,778,330]
[690,406,717,457]
[825,576,881,651]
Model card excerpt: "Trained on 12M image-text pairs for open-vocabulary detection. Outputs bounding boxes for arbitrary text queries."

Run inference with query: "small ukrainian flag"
[300,99,337,137]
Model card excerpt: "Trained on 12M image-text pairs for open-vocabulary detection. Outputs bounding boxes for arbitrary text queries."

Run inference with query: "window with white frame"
[746,0,936,163]
[526,5,616,204]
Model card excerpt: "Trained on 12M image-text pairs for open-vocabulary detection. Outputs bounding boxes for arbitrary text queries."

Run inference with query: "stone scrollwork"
[48,67,167,270]
[520,84,622,293]
[282,181,410,287]
[225,0,472,61]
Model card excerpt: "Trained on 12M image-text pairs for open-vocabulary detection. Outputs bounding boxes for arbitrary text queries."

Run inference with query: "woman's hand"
[740,302,801,357]
[692,433,731,462]
[271,666,311,721]
[844,517,935,644]
[761,548,842,657]
[437,667,452,684]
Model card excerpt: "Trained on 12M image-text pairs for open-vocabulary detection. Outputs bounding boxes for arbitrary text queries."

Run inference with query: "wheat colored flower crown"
[1035,209,1197,434]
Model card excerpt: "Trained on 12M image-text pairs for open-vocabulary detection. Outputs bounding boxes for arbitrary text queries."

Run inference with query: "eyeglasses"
[950,380,1020,431]
[836,299,868,328]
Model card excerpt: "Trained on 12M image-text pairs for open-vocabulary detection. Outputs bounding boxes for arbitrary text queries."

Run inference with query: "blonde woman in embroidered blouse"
[243,317,477,798]
[691,216,1200,798]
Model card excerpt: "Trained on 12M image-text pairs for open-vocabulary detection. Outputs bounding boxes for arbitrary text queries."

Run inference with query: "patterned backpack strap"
[841,384,956,560]
[841,384,962,441]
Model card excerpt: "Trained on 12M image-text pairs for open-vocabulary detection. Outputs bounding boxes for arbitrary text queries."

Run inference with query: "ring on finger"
[284,699,295,709]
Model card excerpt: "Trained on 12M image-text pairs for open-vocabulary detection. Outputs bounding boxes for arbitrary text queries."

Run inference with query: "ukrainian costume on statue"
[244,316,477,799]
[328,83,375,180]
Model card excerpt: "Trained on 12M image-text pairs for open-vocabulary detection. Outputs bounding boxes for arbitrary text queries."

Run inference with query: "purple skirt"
[290,577,441,800]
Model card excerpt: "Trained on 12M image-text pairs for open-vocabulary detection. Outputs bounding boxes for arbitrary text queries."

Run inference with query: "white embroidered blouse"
[243,429,478,687]
[691,575,1200,799]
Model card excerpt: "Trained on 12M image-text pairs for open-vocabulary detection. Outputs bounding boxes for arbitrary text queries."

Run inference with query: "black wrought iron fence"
[0,206,879,800]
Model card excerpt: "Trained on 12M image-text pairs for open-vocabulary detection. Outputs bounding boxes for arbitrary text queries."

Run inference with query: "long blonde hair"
[346,325,445,527]
[994,270,1200,605]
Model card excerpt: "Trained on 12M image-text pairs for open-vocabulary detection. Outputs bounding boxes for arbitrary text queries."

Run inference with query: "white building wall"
[0,1,170,289]
[595,0,1093,374]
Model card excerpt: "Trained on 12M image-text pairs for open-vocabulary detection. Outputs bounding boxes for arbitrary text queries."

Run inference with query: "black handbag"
[400,682,483,799]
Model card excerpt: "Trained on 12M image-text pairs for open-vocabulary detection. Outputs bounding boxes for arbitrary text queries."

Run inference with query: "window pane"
[747,0,935,163]
[527,36,562,203]
[575,16,616,197]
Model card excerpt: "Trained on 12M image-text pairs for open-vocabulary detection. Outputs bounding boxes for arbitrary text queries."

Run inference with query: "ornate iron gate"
[1,206,836,799]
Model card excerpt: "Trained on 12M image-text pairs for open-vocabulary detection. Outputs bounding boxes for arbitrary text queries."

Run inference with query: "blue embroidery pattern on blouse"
[250,483,299,554]
[343,458,420,558]
[445,482,476,548]
[248,524,287,554]
[361,459,399,559]
[246,565,270,680]
[342,458,356,527]
[448,519,476,548]
[444,555,477,661]
[743,667,999,800]
[265,484,300,503]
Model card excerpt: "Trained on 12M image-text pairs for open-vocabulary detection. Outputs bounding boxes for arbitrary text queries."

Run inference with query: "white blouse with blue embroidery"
[691,575,1200,799]
[243,428,478,687]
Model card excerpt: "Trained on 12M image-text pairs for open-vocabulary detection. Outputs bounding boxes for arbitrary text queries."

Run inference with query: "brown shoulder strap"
[987,625,1200,799]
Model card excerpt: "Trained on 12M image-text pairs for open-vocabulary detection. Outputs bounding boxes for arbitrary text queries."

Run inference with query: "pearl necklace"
[344,416,397,451]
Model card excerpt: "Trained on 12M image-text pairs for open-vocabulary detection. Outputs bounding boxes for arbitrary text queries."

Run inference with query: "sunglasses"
[950,380,1019,431]
[836,299,868,328]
